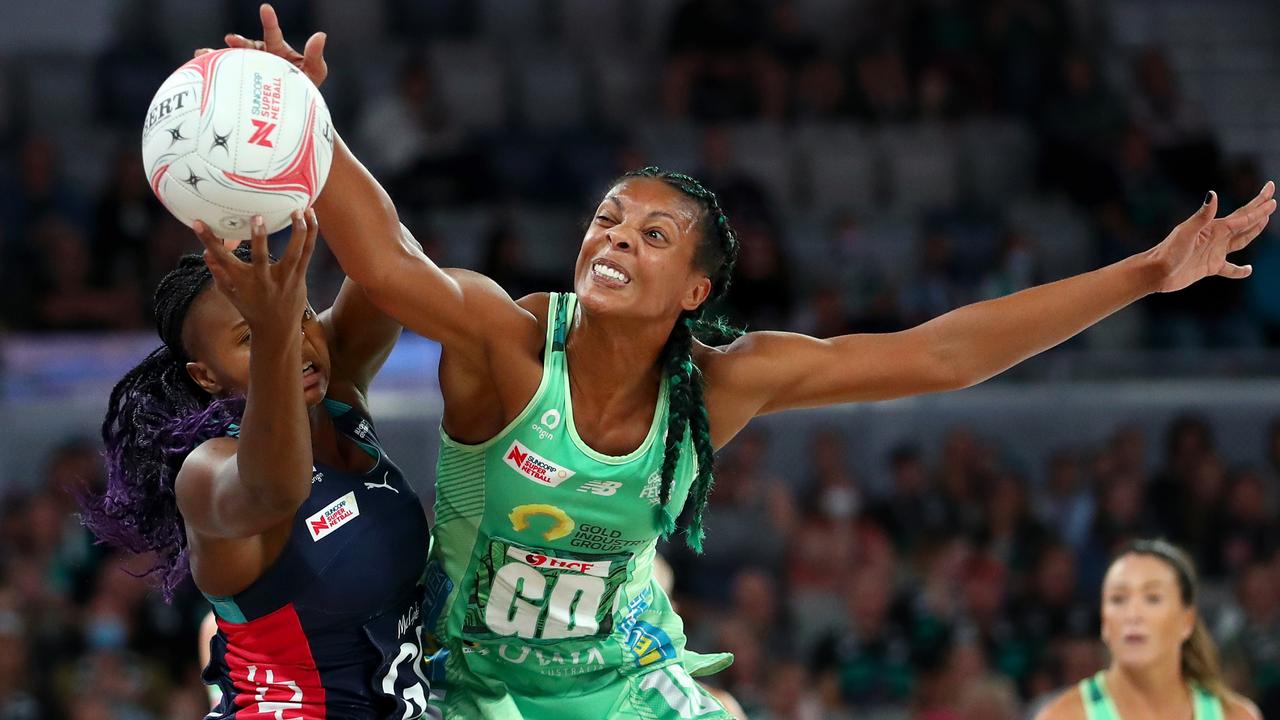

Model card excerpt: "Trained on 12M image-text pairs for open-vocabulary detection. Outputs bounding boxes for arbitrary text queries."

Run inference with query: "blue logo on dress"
[625,622,675,667]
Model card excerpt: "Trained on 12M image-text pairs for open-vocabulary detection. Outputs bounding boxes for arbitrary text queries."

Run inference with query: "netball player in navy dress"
[83,211,438,719]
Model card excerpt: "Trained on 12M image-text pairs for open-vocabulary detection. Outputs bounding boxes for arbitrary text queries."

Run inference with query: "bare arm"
[216,6,534,359]
[176,213,318,538]
[318,273,402,396]
[709,186,1275,424]
[312,138,533,358]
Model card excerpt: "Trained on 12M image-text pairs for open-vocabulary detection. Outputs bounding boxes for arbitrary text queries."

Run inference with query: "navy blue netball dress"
[201,398,443,719]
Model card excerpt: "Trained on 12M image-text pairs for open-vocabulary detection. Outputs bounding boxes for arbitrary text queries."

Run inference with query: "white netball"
[141,48,334,240]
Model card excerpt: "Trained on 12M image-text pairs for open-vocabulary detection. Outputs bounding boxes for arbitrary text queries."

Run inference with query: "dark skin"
[218,6,1274,452]
[173,210,403,597]
[213,6,1276,464]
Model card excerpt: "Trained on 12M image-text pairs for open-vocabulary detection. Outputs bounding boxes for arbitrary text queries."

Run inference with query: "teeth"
[593,263,628,283]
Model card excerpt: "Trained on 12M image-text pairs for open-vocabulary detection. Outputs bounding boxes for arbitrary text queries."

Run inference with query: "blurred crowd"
[6,1,1280,718]
[2,0,1279,349]
[5,413,1280,718]
[665,414,1280,719]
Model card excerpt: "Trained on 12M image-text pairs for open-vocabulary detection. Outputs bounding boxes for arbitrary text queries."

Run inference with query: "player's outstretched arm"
[707,184,1275,425]
[176,212,318,538]
[219,4,534,362]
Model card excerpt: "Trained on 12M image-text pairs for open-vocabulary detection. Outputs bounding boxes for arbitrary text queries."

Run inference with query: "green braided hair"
[619,167,742,552]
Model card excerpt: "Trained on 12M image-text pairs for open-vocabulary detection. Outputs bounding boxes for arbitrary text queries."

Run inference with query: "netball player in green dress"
[1035,540,1261,720]
[217,6,1274,717]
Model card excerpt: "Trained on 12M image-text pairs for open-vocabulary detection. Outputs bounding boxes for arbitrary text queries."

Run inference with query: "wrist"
[1128,250,1169,295]
[248,319,304,346]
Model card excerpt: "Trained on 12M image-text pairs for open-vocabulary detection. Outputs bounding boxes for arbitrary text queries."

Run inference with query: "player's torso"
[430,293,698,690]
[204,399,433,719]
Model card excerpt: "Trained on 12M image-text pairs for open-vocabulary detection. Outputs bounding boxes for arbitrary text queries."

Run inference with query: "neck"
[307,400,344,467]
[1108,657,1189,708]
[566,304,675,411]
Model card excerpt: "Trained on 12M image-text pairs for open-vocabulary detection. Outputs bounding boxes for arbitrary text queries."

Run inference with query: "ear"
[681,275,713,313]
[185,361,223,396]
[1182,608,1197,643]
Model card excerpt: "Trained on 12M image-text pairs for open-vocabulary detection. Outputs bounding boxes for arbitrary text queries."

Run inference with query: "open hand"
[195,3,327,88]
[1149,182,1276,293]
[194,210,318,336]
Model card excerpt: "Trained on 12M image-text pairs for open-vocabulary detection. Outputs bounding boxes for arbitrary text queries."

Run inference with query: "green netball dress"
[1078,672,1224,720]
[424,292,734,719]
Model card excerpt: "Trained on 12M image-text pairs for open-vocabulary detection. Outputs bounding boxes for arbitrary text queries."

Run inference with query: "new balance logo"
[307,491,360,541]
[248,119,276,148]
[577,480,623,497]
[364,471,399,494]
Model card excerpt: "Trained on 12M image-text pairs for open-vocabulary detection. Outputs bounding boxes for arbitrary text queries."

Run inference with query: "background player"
[1035,539,1261,720]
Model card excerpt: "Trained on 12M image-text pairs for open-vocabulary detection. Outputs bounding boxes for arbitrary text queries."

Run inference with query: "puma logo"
[364,471,399,494]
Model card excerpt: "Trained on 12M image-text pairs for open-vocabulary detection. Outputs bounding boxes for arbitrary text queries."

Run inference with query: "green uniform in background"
[1078,671,1224,720]
[426,292,733,719]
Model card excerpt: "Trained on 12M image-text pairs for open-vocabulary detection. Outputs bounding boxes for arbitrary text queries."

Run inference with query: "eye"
[645,229,668,243]
[239,332,251,345]
[595,214,615,225]
[1145,593,1163,604]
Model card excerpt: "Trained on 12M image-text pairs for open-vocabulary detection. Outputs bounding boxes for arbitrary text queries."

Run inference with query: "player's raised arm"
[707,184,1275,424]
[177,212,317,538]
[220,3,535,359]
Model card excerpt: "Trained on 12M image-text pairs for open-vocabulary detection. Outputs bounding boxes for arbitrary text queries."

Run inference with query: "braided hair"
[620,167,741,552]
[80,248,251,600]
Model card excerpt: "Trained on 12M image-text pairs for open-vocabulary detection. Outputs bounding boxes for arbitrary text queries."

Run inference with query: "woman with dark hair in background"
[81,212,434,719]
[1035,539,1261,720]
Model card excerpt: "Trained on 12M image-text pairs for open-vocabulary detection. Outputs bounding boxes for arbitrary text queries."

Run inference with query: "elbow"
[352,240,414,293]
[921,333,975,392]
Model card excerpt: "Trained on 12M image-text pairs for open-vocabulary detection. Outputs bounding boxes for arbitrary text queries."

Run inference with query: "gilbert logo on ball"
[141,48,334,239]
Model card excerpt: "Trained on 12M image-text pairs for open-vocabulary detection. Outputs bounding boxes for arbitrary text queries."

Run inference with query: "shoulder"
[515,292,552,326]
[1223,692,1263,720]
[1033,686,1086,720]
[693,331,786,379]
[174,436,238,515]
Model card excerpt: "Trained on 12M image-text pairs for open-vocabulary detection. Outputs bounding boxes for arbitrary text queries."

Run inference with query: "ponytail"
[80,251,249,600]
[621,167,741,552]
[1183,617,1227,700]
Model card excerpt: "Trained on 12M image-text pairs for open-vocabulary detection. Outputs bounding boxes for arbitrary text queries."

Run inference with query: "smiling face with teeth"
[180,284,331,407]
[573,178,715,321]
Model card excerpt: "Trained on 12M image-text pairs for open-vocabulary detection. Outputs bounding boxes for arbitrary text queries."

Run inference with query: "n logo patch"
[307,491,360,541]
[504,440,575,488]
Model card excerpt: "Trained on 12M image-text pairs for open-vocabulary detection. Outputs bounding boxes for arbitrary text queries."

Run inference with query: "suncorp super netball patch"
[307,491,361,541]
[504,440,576,488]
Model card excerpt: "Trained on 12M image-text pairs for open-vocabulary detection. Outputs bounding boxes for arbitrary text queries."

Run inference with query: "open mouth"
[302,361,323,388]
[591,258,631,286]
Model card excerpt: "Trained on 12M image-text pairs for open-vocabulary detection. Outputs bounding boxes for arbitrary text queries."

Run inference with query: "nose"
[606,230,631,252]
[1121,599,1144,624]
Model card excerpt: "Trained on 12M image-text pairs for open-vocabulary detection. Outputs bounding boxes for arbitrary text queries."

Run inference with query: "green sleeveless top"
[1078,672,1225,720]
[428,292,732,699]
